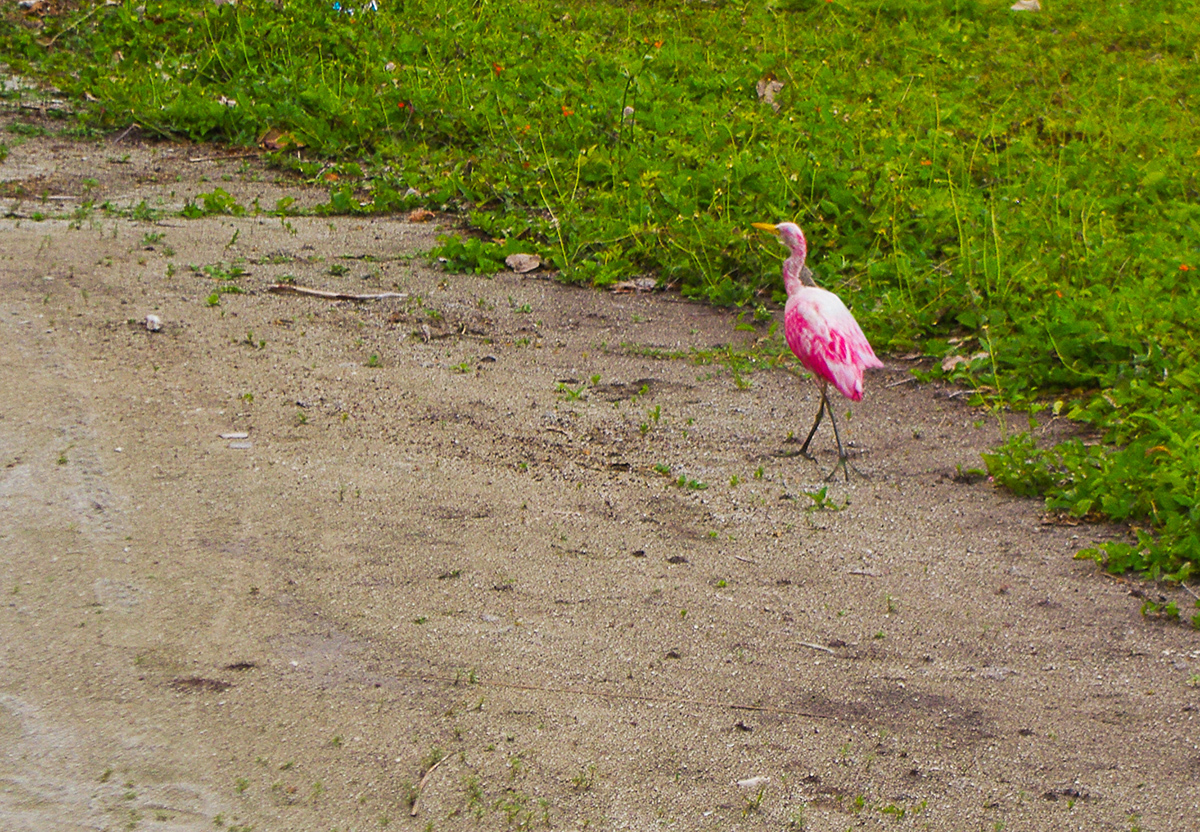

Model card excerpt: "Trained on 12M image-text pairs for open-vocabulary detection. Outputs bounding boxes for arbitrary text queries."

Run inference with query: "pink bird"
[753,221,883,480]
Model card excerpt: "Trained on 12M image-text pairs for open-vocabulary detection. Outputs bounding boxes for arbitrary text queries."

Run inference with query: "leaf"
[610,277,657,293]
[258,127,305,150]
[941,351,988,372]
[756,75,784,113]
[505,253,541,273]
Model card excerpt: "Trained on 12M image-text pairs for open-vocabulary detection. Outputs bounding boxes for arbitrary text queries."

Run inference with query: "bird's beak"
[751,222,780,235]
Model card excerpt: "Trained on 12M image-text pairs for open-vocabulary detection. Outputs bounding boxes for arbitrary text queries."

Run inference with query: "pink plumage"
[785,286,883,401]
[753,220,883,479]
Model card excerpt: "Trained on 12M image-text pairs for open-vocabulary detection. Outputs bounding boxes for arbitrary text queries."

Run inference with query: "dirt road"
[2,109,1198,831]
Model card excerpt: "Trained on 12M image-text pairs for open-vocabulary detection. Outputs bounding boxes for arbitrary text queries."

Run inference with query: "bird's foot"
[824,454,870,482]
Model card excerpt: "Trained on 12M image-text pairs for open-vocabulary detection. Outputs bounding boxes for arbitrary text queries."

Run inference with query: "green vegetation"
[802,485,844,512]
[3,0,1198,579]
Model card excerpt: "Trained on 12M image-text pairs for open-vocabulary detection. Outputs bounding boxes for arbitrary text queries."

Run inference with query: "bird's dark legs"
[823,399,853,482]
[798,383,829,459]
[797,383,868,481]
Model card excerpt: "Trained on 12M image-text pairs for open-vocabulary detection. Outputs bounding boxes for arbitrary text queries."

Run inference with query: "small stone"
[145,314,162,332]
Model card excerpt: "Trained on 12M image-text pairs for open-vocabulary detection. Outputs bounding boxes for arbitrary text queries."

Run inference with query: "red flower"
[1181,264,1192,271]
[561,105,574,117]
[493,62,504,76]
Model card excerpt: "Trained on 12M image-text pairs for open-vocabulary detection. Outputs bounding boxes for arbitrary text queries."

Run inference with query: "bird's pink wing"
[785,288,883,401]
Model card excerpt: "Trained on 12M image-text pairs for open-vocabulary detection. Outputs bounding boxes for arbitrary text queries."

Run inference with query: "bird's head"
[752,221,807,256]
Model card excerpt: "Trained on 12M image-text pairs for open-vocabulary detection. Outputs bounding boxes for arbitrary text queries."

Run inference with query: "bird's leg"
[823,403,869,482]
[797,383,828,460]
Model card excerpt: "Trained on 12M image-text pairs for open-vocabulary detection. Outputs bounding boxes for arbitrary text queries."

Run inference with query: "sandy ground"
[2,106,1199,832]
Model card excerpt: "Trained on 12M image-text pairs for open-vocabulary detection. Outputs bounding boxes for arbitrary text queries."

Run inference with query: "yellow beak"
[751,222,780,235]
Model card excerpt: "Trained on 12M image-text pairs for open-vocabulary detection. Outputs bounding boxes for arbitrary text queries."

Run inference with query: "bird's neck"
[782,253,813,296]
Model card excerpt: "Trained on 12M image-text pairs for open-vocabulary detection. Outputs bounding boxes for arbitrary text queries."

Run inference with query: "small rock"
[145,314,162,332]
[219,432,250,440]
[737,776,770,789]
[1010,0,1040,10]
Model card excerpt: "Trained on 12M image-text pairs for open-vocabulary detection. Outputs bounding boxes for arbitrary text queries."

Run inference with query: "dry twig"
[267,284,408,302]
[189,152,261,163]
[799,642,834,654]
[409,754,450,816]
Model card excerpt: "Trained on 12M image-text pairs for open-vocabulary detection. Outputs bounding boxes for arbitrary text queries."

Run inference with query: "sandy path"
[2,110,1198,831]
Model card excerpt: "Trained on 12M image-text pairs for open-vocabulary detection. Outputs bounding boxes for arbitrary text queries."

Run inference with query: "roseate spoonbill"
[753,221,883,480]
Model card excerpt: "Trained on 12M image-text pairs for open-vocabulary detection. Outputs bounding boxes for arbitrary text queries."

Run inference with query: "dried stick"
[189,152,262,163]
[798,642,834,654]
[410,755,450,816]
[267,284,408,302]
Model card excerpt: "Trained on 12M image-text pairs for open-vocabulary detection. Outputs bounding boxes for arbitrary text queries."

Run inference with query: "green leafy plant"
[802,486,844,512]
[556,382,585,401]
[182,187,245,218]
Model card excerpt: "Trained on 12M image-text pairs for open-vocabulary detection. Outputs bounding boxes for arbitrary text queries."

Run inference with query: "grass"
[3,0,1199,580]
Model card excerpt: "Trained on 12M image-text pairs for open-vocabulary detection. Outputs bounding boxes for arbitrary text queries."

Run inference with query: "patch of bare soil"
[2,108,1198,832]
